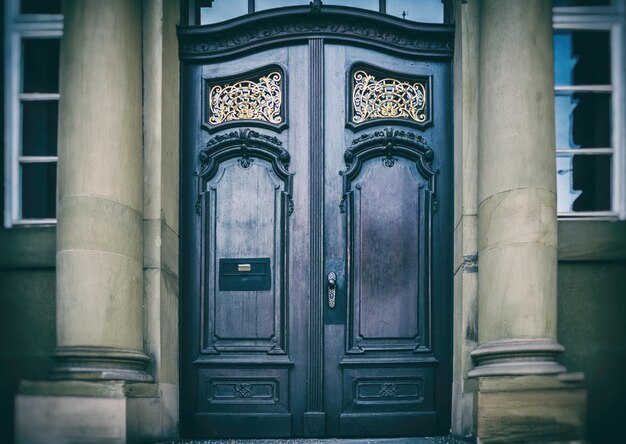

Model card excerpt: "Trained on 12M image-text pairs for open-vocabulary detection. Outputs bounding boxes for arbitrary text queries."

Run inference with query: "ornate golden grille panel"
[209,71,282,125]
[352,70,427,124]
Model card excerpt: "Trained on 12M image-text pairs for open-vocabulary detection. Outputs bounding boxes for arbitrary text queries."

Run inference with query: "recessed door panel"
[347,159,428,352]
[204,158,286,353]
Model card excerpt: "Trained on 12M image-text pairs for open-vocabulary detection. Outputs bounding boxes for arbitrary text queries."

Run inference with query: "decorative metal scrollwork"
[208,71,283,126]
[351,69,428,127]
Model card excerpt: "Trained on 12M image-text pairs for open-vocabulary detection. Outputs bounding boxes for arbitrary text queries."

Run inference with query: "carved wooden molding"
[342,128,437,187]
[198,128,291,185]
[179,6,454,62]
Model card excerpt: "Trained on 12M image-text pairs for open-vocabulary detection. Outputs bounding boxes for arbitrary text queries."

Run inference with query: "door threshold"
[158,437,469,444]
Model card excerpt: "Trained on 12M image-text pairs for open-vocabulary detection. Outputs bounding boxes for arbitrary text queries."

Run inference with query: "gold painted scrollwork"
[352,70,427,124]
[209,71,283,125]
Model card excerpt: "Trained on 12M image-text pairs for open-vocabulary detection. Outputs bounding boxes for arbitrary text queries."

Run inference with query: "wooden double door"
[181,30,452,439]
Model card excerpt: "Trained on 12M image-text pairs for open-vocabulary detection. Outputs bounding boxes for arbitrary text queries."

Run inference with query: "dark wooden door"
[180,8,453,439]
[321,44,452,437]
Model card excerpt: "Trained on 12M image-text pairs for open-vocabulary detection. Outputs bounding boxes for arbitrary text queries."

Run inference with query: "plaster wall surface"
[557,256,626,442]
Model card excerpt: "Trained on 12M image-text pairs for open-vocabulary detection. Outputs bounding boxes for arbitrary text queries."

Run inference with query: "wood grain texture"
[307,37,325,413]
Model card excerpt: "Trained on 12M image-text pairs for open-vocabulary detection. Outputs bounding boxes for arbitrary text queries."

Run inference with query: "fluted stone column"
[52,0,151,381]
[469,0,566,377]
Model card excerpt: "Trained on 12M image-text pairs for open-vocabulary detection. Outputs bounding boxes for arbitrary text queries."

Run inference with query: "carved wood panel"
[342,129,436,355]
[198,129,293,355]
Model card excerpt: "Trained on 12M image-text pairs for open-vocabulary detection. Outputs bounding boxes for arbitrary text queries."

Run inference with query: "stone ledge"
[19,379,159,398]
[157,439,470,444]
[476,372,584,393]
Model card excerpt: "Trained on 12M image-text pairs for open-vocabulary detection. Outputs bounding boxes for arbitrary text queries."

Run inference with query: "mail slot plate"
[219,258,271,291]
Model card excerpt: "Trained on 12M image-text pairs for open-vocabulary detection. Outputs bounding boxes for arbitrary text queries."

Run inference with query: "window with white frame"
[3,0,62,227]
[553,0,626,219]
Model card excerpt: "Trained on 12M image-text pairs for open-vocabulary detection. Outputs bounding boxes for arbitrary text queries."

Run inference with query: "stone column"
[469,0,566,377]
[52,0,151,381]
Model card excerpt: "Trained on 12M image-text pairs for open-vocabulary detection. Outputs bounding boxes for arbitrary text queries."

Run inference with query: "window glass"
[20,162,57,219]
[386,0,444,23]
[557,154,612,212]
[21,101,58,156]
[553,0,610,7]
[555,92,611,148]
[255,0,310,10]
[22,39,60,93]
[323,0,378,11]
[20,0,61,14]
[554,30,611,86]
[200,0,248,25]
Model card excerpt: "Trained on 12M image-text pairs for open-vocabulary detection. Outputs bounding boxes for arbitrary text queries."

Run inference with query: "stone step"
[157,437,469,444]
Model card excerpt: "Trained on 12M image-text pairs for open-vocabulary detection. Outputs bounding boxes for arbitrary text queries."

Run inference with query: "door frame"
[178,4,455,437]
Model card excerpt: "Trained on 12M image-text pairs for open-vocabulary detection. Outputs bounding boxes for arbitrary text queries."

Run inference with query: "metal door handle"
[327,272,337,309]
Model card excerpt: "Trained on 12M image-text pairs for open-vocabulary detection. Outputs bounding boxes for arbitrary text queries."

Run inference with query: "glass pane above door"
[200,0,248,25]
[256,0,310,10]
[322,0,378,11]
[387,0,444,23]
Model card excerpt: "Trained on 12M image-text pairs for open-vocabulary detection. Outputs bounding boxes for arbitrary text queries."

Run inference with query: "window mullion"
[18,156,58,163]
[554,85,613,92]
[556,148,614,155]
[610,18,626,219]
[19,93,59,101]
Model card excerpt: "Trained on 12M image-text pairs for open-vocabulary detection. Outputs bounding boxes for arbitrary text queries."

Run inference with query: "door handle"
[327,271,337,309]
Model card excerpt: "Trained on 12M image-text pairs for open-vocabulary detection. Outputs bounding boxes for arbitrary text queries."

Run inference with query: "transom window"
[3,0,62,226]
[553,0,626,219]
[197,0,446,25]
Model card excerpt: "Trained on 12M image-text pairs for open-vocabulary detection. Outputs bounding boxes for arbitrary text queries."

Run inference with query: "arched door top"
[178,5,454,62]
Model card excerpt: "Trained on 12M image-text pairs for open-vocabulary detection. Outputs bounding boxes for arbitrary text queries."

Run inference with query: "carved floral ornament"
[351,69,428,125]
[208,71,283,126]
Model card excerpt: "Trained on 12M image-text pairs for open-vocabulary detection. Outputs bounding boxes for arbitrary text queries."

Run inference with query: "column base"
[468,338,566,377]
[15,380,177,444]
[51,346,153,382]
[470,373,586,443]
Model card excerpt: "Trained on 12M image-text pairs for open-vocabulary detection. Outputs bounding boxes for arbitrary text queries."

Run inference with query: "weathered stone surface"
[56,251,143,350]
[55,0,147,373]
[477,244,557,341]
[15,381,176,443]
[15,395,127,444]
[141,0,181,393]
[474,375,586,443]
[474,0,561,374]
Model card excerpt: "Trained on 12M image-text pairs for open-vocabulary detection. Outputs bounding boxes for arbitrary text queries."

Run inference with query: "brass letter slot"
[219,258,271,291]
